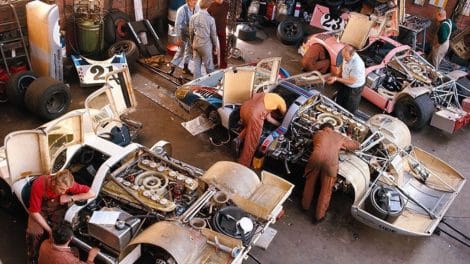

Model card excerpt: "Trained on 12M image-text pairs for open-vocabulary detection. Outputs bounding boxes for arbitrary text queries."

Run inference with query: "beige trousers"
[431,40,449,68]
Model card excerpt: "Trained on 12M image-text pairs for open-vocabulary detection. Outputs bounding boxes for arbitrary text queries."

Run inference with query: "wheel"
[0,179,14,211]
[24,77,71,121]
[238,24,257,41]
[456,75,470,103]
[394,94,435,130]
[104,9,130,46]
[138,246,176,264]
[277,19,304,46]
[6,71,37,108]
[365,184,404,222]
[107,40,139,69]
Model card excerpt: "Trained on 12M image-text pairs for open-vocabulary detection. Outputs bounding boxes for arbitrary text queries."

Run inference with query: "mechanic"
[208,0,229,69]
[26,169,95,263]
[302,122,360,223]
[189,0,218,78]
[301,43,330,73]
[169,0,199,75]
[38,222,100,264]
[237,92,287,167]
[430,8,455,68]
[326,44,365,114]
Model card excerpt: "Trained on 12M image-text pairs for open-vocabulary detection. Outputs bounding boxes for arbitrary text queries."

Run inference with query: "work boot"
[168,65,176,75]
[182,64,191,75]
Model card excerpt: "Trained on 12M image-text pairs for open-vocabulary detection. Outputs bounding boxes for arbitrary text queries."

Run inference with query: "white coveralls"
[189,9,218,78]
[171,4,199,68]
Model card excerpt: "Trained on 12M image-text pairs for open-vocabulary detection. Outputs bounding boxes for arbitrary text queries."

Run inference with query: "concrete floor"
[0,28,469,263]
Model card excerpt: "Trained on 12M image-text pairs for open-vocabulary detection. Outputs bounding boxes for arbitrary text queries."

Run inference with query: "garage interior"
[0,0,469,263]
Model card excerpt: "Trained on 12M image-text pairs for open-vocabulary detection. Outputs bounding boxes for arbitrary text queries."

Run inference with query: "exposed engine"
[267,95,369,165]
[366,52,457,105]
[65,147,269,262]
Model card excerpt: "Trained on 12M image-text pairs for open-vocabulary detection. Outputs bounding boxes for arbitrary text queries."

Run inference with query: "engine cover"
[88,208,140,252]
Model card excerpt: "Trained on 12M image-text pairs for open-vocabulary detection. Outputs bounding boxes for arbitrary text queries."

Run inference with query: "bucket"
[167,24,178,45]
[77,18,104,57]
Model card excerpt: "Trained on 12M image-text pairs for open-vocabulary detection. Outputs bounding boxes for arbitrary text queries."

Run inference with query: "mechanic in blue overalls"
[169,0,199,75]
[189,0,219,78]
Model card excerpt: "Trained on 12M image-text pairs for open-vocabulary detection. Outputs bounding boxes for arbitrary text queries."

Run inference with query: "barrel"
[77,18,104,58]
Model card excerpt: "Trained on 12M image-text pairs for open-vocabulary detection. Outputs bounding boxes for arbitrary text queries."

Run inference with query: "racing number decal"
[320,14,344,31]
[89,65,120,85]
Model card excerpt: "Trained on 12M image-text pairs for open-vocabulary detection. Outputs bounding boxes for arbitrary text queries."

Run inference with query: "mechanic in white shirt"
[326,44,366,114]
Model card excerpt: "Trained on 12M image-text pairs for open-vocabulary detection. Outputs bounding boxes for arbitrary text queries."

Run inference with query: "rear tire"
[277,19,304,46]
[107,40,139,69]
[6,71,37,108]
[104,9,130,46]
[24,77,71,121]
[394,94,434,130]
[0,179,14,211]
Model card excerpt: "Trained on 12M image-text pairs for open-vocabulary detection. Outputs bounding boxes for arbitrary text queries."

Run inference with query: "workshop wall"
[55,0,168,24]
[105,0,168,20]
[406,0,470,38]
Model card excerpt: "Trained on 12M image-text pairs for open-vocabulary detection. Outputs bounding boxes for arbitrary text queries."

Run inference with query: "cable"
[247,253,261,264]
[436,227,470,248]
[441,219,470,241]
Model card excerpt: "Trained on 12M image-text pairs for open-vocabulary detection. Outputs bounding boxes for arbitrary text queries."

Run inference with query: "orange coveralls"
[302,128,360,221]
[301,43,330,73]
[238,93,286,167]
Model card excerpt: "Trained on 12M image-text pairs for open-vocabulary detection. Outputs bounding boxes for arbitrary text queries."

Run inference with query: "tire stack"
[103,9,139,70]
[6,71,71,121]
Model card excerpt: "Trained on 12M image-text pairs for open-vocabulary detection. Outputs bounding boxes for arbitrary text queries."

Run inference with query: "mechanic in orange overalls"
[302,122,360,223]
[237,92,287,167]
[301,43,330,73]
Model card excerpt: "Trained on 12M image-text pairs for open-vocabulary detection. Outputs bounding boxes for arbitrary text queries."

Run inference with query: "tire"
[104,9,130,46]
[394,94,435,130]
[277,19,304,46]
[456,76,470,103]
[107,40,139,69]
[0,179,14,212]
[238,24,257,41]
[365,184,404,222]
[6,71,37,108]
[24,77,71,121]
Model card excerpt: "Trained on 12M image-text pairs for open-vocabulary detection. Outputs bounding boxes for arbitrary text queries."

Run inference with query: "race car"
[301,12,470,133]
[0,68,293,264]
[175,58,466,236]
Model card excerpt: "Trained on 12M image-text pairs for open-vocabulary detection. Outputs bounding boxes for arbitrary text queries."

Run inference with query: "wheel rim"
[283,22,299,38]
[18,75,36,95]
[113,42,131,54]
[46,91,68,114]
[401,103,419,125]
[115,19,127,38]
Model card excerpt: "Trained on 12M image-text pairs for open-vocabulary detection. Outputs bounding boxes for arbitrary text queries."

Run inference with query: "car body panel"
[72,54,129,87]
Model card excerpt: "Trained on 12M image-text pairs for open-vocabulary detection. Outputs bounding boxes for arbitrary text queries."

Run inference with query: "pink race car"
[303,14,470,133]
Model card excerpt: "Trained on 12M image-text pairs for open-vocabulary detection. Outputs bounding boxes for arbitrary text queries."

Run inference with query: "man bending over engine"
[237,92,286,167]
[302,122,360,223]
